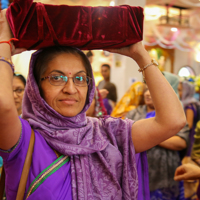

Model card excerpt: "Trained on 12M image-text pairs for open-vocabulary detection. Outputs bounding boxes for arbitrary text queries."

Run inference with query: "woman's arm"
[108,42,186,153]
[159,136,186,151]
[0,10,21,150]
[159,123,189,151]
[186,108,194,129]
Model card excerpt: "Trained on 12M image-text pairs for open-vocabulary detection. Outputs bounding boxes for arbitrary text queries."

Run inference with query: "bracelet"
[0,56,14,73]
[0,38,19,52]
[138,59,159,81]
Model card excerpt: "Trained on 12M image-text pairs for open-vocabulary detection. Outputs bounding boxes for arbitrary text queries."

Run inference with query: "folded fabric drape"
[6,0,144,50]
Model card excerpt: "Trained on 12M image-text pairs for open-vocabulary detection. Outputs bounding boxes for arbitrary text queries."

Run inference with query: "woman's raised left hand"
[105,41,151,69]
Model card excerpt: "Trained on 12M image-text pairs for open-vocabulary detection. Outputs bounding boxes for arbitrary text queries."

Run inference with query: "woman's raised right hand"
[0,9,12,41]
[0,9,26,55]
[106,41,151,70]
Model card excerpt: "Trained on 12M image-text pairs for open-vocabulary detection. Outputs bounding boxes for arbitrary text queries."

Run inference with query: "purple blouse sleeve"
[0,118,31,162]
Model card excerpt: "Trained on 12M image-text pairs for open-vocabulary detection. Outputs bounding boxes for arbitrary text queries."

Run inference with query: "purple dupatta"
[181,81,198,108]
[22,48,139,199]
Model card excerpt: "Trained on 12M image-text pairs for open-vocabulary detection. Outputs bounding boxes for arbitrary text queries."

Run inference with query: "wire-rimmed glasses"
[41,74,92,87]
[13,88,25,96]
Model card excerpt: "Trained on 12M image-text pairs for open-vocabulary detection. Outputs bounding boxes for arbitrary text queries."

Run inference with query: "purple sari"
[1,48,143,199]
[181,81,199,156]
[135,152,150,200]
[185,104,197,156]
[0,118,72,200]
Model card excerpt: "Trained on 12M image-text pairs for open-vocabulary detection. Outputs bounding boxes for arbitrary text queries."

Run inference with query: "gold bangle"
[138,59,159,81]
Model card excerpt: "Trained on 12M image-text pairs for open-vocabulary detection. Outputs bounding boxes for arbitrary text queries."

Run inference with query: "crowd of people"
[1,4,200,200]
[91,66,200,199]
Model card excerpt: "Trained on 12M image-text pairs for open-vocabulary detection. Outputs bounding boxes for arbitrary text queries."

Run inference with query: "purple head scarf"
[22,48,138,199]
[181,81,198,107]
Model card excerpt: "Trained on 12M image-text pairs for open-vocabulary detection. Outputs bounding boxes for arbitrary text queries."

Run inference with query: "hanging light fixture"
[110,1,115,6]
[158,4,191,29]
[171,27,178,32]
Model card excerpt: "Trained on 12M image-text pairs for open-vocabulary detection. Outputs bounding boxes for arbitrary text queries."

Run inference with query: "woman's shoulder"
[20,118,45,143]
[0,118,51,162]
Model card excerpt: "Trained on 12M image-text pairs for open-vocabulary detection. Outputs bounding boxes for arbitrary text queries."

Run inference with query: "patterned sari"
[111,81,145,119]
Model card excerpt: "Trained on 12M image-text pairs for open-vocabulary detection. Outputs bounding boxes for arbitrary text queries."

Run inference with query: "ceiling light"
[110,1,115,6]
[171,27,178,32]
[196,52,200,62]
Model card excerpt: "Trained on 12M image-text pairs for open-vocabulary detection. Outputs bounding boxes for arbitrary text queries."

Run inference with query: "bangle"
[0,38,19,52]
[0,56,14,73]
[138,59,159,81]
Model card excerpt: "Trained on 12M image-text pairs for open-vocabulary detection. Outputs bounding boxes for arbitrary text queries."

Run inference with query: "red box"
[6,0,144,50]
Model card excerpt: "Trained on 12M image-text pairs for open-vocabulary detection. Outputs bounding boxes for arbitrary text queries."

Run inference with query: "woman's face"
[144,88,154,108]
[13,76,25,115]
[178,82,183,99]
[40,53,88,117]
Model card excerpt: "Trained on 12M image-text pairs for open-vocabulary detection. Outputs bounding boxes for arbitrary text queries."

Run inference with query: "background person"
[178,80,199,156]
[13,73,26,116]
[98,64,111,90]
[178,80,200,199]
[98,64,118,105]
[111,81,145,119]
[174,163,200,200]
[175,163,200,181]
[86,51,117,113]
[102,82,117,114]
[86,87,107,118]
[0,73,26,175]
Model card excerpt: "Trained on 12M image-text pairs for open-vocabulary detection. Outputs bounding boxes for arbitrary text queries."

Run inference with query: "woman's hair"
[86,50,93,58]
[101,64,110,70]
[103,82,117,102]
[14,73,26,86]
[33,46,93,89]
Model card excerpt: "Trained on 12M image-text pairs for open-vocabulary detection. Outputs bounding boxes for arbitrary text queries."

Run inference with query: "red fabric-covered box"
[6,0,144,50]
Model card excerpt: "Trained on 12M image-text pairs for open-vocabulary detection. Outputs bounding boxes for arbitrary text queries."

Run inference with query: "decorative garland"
[1,0,9,9]
[179,0,200,7]
[144,20,195,52]
[144,0,200,52]
[148,0,200,7]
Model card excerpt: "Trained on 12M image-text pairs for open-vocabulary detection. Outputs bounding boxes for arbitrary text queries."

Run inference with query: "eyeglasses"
[13,88,24,95]
[41,74,92,87]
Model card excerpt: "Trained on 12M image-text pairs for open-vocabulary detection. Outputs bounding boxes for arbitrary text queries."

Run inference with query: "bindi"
[69,72,72,75]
